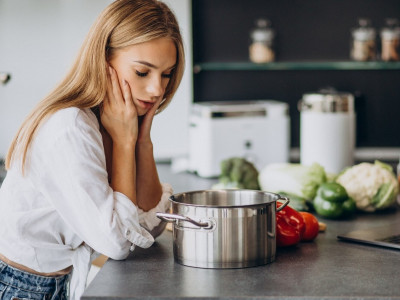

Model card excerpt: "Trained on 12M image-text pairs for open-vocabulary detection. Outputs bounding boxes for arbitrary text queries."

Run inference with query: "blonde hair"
[5,0,185,171]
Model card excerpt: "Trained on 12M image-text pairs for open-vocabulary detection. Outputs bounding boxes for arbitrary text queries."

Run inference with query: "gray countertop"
[82,164,400,300]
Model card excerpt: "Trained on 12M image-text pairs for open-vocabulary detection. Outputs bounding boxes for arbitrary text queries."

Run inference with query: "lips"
[137,99,155,110]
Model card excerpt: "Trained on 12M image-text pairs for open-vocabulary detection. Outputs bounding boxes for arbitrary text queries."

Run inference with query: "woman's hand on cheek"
[137,97,164,144]
[101,66,138,147]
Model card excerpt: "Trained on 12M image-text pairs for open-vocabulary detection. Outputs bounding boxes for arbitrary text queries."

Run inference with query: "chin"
[137,110,148,117]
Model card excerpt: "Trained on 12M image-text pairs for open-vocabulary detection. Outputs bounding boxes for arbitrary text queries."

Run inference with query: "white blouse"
[0,107,172,300]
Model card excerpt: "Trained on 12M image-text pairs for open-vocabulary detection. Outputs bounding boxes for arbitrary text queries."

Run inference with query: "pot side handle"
[276,196,290,212]
[156,212,213,229]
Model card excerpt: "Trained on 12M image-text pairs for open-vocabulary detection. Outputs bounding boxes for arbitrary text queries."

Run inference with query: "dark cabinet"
[192,0,400,150]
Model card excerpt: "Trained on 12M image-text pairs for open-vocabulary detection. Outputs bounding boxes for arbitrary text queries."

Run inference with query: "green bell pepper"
[313,182,356,219]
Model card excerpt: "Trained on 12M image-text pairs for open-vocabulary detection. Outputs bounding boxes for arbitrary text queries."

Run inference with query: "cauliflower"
[336,161,399,212]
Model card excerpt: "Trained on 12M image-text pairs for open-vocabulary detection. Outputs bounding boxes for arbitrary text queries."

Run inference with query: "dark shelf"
[193,61,400,73]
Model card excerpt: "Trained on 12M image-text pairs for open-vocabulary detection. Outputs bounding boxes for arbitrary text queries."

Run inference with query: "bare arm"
[135,142,162,211]
[101,67,138,204]
[101,66,163,210]
[135,103,163,212]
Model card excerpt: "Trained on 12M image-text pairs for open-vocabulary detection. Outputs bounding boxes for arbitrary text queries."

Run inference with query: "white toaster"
[188,100,290,178]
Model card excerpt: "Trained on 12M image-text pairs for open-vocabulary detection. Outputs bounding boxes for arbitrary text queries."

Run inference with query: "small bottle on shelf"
[351,18,377,61]
[249,18,275,63]
[380,18,400,62]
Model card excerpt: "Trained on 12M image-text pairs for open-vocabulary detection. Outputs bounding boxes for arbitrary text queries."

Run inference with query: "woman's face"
[109,37,177,116]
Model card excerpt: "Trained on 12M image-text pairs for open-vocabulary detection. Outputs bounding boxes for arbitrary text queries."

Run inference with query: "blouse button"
[125,229,131,237]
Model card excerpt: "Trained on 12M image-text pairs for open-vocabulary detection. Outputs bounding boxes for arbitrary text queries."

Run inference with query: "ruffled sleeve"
[113,191,155,247]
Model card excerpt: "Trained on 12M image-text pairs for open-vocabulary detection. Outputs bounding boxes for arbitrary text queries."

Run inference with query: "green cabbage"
[258,163,327,201]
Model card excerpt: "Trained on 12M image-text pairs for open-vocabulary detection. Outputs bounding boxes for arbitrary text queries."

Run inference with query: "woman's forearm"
[135,141,162,211]
[111,142,137,205]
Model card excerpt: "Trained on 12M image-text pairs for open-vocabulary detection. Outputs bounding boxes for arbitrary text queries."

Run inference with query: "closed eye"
[135,70,148,77]
[162,73,173,79]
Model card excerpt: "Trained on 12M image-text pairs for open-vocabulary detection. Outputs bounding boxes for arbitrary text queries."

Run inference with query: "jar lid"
[380,19,400,40]
[352,28,376,41]
[250,18,275,42]
[381,28,400,40]
[352,18,376,41]
[299,89,355,113]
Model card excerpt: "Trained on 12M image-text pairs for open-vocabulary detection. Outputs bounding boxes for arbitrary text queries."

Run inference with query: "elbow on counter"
[101,240,132,261]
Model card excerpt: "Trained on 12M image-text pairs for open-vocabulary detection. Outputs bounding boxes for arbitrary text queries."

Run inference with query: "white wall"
[0,0,191,160]
[152,0,192,160]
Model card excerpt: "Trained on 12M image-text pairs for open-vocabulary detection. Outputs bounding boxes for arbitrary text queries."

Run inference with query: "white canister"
[299,91,355,174]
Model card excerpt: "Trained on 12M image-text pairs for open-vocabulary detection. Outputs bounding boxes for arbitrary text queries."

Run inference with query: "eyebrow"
[133,60,176,70]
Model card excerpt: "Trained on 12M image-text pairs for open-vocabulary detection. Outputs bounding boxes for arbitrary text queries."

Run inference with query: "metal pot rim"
[168,189,288,209]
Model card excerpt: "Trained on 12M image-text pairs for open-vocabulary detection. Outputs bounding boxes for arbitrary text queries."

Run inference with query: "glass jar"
[350,18,377,61]
[249,18,275,63]
[380,18,400,62]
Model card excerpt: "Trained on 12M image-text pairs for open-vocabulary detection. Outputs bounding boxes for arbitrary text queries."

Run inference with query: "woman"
[0,0,184,299]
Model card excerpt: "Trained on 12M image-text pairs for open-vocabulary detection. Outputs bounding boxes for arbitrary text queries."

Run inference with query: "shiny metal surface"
[191,100,289,119]
[156,212,214,229]
[159,190,288,269]
[299,91,354,113]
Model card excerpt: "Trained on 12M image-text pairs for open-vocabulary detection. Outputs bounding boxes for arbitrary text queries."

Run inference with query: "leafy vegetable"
[335,161,399,212]
[258,163,327,201]
[212,157,260,190]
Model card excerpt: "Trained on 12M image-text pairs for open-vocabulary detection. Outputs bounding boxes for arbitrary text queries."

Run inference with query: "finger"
[148,97,164,117]
[109,66,124,105]
[106,83,113,106]
[138,97,163,135]
[100,96,110,124]
[121,80,138,117]
[106,67,116,106]
[122,80,134,107]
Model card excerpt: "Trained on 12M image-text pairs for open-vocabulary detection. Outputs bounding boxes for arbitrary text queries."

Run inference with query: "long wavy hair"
[5,0,185,171]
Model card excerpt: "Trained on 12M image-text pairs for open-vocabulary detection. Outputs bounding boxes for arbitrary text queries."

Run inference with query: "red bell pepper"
[276,202,306,247]
[299,212,319,242]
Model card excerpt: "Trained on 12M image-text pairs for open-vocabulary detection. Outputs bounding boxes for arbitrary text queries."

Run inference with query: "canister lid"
[299,89,355,113]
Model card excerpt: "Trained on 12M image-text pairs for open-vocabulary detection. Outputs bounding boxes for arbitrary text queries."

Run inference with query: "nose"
[146,75,164,99]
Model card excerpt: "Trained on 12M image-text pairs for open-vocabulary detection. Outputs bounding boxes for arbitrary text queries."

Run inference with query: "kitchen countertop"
[82,163,400,300]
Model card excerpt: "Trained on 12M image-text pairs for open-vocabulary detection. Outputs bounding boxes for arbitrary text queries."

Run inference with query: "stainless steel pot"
[156,189,289,269]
